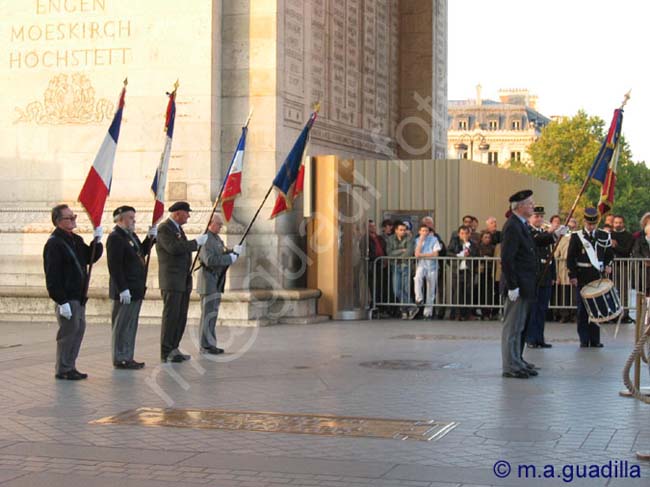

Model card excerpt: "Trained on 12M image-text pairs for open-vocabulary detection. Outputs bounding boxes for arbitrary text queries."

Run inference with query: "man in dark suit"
[106,206,156,369]
[567,207,614,348]
[500,190,538,378]
[156,201,208,363]
[43,204,103,380]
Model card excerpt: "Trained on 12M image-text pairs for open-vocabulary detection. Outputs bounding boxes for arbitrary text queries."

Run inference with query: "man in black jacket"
[106,206,156,369]
[43,204,103,380]
[500,190,538,378]
[611,215,635,323]
[567,207,614,347]
[156,201,208,363]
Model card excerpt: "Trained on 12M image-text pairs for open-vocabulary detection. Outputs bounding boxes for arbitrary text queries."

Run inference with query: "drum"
[580,278,622,323]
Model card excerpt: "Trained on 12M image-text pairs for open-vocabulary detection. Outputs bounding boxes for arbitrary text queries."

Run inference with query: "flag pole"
[144,80,179,296]
[189,108,254,275]
[538,91,631,284]
[81,77,128,304]
[236,102,320,247]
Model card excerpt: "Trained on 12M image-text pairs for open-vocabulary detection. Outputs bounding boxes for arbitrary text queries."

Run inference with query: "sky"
[448,0,649,163]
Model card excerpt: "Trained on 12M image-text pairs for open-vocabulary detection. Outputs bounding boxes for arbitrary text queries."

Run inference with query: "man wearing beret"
[500,190,539,378]
[156,201,208,362]
[106,206,157,369]
[567,207,614,347]
[43,204,103,380]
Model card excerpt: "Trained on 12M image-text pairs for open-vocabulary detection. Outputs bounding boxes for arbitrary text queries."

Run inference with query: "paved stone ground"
[0,317,649,486]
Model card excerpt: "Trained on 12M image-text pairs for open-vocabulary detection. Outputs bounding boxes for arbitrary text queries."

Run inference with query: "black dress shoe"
[527,343,539,349]
[502,370,529,379]
[526,368,539,376]
[163,355,184,363]
[115,360,145,369]
[73,369,88,379]
[201,347,224,355]
[591,343,604,348]
[55,371,84,380]
[523,361,536,370]
[539,343,553,348]
[580,343,589,348]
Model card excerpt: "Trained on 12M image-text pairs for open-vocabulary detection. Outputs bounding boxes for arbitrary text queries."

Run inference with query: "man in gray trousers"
[106,206,156,369]
[500,190,539,379]
[43,204,103,380]
[196,213,244,354]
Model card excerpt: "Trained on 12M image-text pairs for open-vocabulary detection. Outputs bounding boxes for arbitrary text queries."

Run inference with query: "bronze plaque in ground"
[92,408,457,442]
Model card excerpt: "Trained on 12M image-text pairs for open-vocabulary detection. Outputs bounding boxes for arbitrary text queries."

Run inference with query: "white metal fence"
[368,256,650,319]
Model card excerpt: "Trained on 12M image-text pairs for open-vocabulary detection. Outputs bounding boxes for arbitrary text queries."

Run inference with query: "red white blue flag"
[588,108,624,215]
[151,85,177,225]
[78,81,127,228]
[269,110,317,219]
[221,127,247,222]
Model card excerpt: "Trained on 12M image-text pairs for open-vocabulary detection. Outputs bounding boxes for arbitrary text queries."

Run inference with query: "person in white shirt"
[412,225,442,318]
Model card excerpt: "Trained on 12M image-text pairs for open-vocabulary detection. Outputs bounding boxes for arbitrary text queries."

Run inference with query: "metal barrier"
[368,256,650,319]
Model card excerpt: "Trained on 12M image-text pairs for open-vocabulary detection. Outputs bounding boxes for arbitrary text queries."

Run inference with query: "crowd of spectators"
[367,211,650,321]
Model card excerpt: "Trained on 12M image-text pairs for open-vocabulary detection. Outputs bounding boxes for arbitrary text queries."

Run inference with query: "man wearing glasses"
[43,204,103,380]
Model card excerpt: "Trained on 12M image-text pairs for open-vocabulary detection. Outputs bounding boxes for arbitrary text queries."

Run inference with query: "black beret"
[584,207,599,223]
[509,189,533,203]
[533,205,545,215]
[169,201,192,212]
[113,205,136,217]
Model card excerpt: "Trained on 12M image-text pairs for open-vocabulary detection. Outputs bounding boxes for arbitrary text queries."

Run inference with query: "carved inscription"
[8,0,134,70]
[283,0,399,155]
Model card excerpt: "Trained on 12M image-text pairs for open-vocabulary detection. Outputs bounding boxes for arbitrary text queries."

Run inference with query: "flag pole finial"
[244,107,254,128]
[123,77,128,87]
[313,101,321,113]
[173,79,179,92]
[621,90,631,108]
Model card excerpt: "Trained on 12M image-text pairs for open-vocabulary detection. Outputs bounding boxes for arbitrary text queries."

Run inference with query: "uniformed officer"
[567,207,614,348]
[106,206,156,369]
[156,201,208,363]
[525,206,563,348]
[43,204,103,380]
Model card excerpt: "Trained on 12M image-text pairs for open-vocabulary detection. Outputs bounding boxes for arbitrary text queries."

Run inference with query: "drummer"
[567,207,614,348]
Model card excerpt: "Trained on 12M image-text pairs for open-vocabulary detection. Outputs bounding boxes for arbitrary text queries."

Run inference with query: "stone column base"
[0,286,327,327]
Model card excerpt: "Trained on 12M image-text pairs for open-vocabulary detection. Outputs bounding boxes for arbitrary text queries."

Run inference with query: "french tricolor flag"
[78,81,127,228]
[151,85,177,225]
[221,126,247,222]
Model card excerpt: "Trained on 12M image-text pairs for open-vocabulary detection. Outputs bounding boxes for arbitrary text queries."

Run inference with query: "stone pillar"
[398,0,447,159]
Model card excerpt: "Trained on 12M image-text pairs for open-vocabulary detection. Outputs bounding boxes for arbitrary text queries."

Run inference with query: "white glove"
[93,226,103,241]
[233,243,245,255]
[229,253,239,264]
[119,289,132,305]
[554,225,569,237]
[147,226,158,239]
[195,233,208,246]
[58,302,72,320]
[508,288,520,302]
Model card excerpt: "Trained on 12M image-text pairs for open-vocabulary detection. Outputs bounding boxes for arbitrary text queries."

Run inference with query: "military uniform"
[567,215,614,347]
[526,209,557,348]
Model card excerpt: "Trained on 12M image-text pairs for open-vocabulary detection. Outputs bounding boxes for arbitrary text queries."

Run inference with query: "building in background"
[447,86,550,166]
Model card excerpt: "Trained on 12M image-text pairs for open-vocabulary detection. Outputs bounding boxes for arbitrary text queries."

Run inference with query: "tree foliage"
[511,110,649,230]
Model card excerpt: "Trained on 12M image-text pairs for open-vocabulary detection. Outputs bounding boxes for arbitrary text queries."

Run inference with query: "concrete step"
[0,286,326,327]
